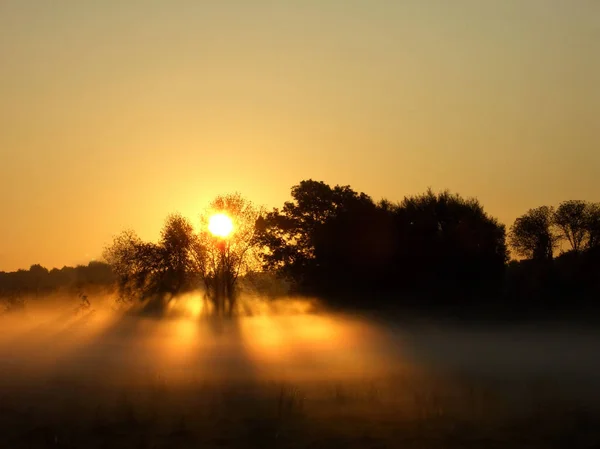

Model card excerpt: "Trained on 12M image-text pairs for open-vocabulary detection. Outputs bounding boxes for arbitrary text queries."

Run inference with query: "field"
[1,295,600,448]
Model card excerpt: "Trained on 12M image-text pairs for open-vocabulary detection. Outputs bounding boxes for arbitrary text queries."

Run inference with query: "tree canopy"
[257,182,508,303]
[509,206,558,261]
[554,200,589,253]
[103,214,200,309]
[4,180,600,317]
[196,193,262,316]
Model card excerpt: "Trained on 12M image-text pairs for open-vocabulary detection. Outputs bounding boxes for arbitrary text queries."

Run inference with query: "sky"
[0,1,598,271]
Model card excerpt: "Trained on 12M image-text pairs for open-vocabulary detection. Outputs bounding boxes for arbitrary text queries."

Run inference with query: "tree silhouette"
[258,183,507,303]
[195,193,262,316]
[509,206,558,261]
[311,198,397,296]
[103,214,198,309]
[394,189,508,300]
[159,214,199,295]
[103,230,164,303]
[585,202,600,250]
[5,181,600,317]
[554,200,589,253]
[256,180,373,291]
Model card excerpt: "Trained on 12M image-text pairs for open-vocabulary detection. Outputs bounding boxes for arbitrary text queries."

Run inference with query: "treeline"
[258,181,600,313]
[2,180,599,317]
[103,194,262,315]
[505,201,600,312]
[0,261,115,298]
[258,181,507,306]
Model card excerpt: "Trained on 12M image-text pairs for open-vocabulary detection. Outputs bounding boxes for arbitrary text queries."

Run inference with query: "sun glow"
[208,213,234,238]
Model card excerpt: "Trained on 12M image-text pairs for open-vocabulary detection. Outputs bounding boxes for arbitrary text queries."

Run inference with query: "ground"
[1,298,600,448]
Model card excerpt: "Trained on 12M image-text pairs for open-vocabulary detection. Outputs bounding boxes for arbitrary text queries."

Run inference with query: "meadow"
[1,294,600,448]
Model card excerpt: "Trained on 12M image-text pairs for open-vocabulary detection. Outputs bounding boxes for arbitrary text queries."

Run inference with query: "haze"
[3,294,600,398]
[1,1,599,271]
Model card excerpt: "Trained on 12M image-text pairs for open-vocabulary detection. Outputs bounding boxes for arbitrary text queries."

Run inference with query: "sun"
[208,213,234,238]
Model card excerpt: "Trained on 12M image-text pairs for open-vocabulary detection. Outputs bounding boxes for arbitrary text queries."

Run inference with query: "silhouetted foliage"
[159,214,200,295]
[312,198,397,296]
[0,261,114,300]
[258,182,508,306]
[505,246,600,313]
[103,214,200,309]
[509,206,558,261]
[554,200,589,253]
[393,189,508,302]
[103,230,164,302]
[4,179,598,319]
[505,200,600,313]
[102,198,262,316]
[196,193,263,316]
[256,180,375,292]
[587,203,600,249]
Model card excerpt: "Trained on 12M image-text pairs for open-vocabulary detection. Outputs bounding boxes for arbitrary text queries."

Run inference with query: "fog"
[0,293,403,388]
[4,293,600,448]
[3,292,600,396]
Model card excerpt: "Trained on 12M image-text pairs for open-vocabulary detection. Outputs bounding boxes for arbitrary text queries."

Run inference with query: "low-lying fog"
[2,292,600,397]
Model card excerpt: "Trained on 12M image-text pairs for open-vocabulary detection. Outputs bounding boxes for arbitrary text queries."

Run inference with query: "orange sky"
[1,1,598,271]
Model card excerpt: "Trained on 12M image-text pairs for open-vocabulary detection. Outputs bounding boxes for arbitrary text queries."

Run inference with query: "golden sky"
[1,1,598,271]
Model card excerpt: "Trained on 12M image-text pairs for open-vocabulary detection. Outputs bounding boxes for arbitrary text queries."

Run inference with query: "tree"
[311,198,397,295]
[394,189,508,298]
[509,206,559,261]
[80,261,115,285]
[28,264,49,293]
[585,202,600,250]
[258,184,508,303]
[256,180,373,291]
[195,193,263,316]
[159,214,199,295]
[103,230,164,303]
[103,214,199,308]
[553,200,589,253]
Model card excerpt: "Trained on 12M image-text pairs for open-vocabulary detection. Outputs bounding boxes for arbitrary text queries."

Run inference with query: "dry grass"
[1,372,600,448]
[2,299,600,448]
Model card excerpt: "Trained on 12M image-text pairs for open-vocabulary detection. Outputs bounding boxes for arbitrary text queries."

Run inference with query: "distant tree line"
[0,261,114,298]
[2,180,598,317]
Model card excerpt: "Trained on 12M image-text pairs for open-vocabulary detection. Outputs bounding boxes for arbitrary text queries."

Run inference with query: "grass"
[2,299,600,448]
[1,372,600,448]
